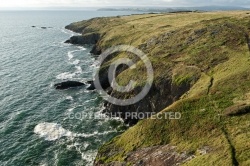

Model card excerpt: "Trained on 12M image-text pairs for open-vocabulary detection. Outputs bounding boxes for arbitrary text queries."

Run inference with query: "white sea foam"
[71,59,80,65]
[83,89,93,93]
[66,142,95,165]
[66,96,73,101]
[56,72,76,80]
[34,122,116,141]
[67,106,75,112]
[76,46,87,51]
[67,142,82,150]
[75,66,83,74]
[49,82,54,88]
[68,142,90,155]
[90,61,99,70]
[56,66,82,80]
[67,46,87,61]
[82,142,89,149]
[80,71,92,75]
[39,162,48,166]
[81,150,97,165]
[67,51,75,60]
[34,122,77,141]
[61,28,71,35]
[84,97,98,104]
[61,28,80,36]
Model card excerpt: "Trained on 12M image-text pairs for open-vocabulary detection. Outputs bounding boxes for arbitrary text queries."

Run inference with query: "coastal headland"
[65,11,250,165]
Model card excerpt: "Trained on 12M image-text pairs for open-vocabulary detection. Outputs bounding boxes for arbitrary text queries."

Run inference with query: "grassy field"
[68,11,250,165]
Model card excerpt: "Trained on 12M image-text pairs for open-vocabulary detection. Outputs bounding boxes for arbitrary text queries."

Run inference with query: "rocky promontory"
[65,33,100,45]
[65,11,250,165]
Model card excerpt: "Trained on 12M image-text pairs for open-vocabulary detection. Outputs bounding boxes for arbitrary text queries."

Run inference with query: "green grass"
[69,11,250,165]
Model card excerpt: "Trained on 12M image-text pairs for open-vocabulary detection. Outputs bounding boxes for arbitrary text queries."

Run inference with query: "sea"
[0,10,142,166]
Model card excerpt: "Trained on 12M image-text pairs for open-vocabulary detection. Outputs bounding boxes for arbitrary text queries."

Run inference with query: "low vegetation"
[67,11,250,165]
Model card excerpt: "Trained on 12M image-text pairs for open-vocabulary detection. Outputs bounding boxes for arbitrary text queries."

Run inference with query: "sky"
[0,0,250,8]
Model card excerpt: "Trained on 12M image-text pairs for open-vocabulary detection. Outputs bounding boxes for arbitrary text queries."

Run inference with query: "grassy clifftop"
[66,11,250,165]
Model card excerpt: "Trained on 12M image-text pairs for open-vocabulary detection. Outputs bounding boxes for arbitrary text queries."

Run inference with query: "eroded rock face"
[65,33,100,45]
[101,76,195,125]
[90,44,102,55]
[54,81,85,90]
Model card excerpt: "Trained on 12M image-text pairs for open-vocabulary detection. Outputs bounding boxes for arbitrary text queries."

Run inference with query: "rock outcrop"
[54,81,85,90]
[86,81,95,90]
[65,33,100,45]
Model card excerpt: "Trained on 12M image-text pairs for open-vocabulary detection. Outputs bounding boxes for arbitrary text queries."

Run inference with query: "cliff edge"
[65,11,250,165]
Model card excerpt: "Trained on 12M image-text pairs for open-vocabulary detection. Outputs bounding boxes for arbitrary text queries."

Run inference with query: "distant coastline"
[97,6,249,12]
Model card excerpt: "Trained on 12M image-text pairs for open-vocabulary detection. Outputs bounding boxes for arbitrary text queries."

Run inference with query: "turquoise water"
[0,11,141,166]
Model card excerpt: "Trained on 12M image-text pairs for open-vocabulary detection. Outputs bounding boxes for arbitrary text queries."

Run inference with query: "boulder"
[86,81,95,90]
[54,81,85,90]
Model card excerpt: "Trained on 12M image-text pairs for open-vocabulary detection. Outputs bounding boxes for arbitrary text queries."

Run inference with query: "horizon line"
[1,5,250,9]
[1,6,250,12]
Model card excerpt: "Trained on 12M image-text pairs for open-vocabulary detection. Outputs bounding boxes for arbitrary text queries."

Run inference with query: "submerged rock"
[54,81,85,90]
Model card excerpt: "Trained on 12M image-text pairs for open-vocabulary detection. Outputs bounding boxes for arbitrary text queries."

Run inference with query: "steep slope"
[65,11,250,165]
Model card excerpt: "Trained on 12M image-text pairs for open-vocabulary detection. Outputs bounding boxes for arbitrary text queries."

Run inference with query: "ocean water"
[0,11,141,166]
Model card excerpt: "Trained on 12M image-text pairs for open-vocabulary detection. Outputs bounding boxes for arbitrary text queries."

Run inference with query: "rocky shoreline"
[65,11,250,165]
[65,20,198,125]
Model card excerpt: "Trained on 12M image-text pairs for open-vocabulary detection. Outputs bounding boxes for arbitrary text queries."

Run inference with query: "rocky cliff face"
[65,12,250,166]
[65,33,100,45]
[103,78,195,125]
